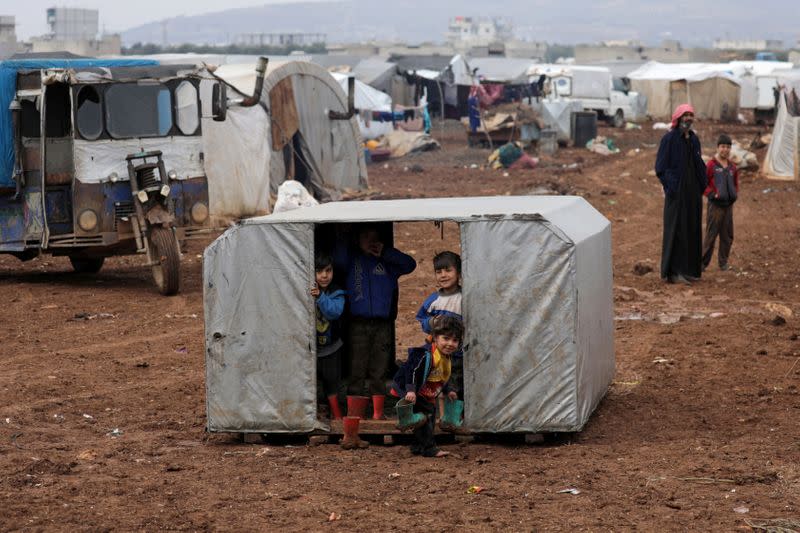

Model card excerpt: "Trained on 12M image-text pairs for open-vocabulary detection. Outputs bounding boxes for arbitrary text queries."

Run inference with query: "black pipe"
[241,56,268,107]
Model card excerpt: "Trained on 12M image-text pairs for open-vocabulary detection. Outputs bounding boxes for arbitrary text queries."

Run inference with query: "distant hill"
[122,0,798,48]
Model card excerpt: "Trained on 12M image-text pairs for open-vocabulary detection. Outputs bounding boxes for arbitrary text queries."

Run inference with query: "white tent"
[204,195,615,434]
[728,61,795,109]
[203,61,368,222]
[763,92,800,180]
[628,61,741,120]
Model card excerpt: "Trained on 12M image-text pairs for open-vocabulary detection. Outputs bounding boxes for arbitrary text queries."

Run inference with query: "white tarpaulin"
[73,137,204,184]
[204,195,614,434]
[764,93,800,180]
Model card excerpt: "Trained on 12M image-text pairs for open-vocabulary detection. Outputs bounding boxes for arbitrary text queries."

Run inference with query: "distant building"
[24,7,120,57]
[445,16,512,50]
[576,40,721,64]
[789,50,800,66]
[0,15,18,58]
[236,32,325,47]
[712,39,783,51]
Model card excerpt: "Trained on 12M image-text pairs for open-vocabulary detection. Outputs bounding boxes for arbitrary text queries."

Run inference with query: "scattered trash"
[770,316,786,327]
[729,141,759,170]
[388,472,401,479]
[77,450,96,461]
[106,428,123,438]
[469,164,478,169]
[327,512,341,522]
[52,414,64,421]
[82,414,94,420]
[135,361,150,368]
[625,122,641,130]
[40,304,58,309]
[633,261,654,276]
[174,346,188,354]
[273,180,319,213]
[615,312,644,321]
[4,418,9,424]
[71,312,116,321]
[467,485,484,494]
[652,357,673,364]
[165,313,198,319]
[733,505,749,514]
[557,488,581,495]
[586,136,620,155]
[709,312,726,318]
[652,122,670,130]
[765,303,792,319]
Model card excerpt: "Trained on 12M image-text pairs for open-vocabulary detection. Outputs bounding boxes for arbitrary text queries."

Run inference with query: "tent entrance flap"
[204,222,317,432]
[461,218,578,433]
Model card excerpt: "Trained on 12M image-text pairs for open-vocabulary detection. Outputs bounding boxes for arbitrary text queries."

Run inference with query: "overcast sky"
[10,1,315,39]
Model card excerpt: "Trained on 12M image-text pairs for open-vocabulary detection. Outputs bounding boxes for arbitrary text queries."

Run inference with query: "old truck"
[0,58,241,294]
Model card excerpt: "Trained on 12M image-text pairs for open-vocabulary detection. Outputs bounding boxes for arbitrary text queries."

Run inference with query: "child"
[415,251,464,399]
[311,253,346,419]
[702,134,739,272]
[392,315,464,457]
[336,225,416,416]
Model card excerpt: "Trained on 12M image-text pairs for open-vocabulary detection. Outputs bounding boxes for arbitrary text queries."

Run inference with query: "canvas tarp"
[205,61,368,215]
[204,195,614,434]
[763,93,800,180]
[628,61,742,119]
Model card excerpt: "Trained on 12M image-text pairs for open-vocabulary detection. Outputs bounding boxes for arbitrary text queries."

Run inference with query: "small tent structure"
[204,195,614,434]
[627,61,741,120]
[763,91,800,180]
[202,61,368,223]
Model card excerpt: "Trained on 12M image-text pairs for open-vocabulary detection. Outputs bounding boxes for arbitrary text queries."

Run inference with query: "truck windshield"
[105,83,172,138]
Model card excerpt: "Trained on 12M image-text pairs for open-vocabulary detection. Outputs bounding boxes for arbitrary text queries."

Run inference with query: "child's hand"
[310,284,320,298]
[447,391,458,401]
[404,391,416,404]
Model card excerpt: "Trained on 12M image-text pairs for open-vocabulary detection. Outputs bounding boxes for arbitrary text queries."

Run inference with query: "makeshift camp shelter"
[329,71,393,140]
[627,61,741,120]
[204,195,614,434]
[763,91,800,180]
[203,61,368,223]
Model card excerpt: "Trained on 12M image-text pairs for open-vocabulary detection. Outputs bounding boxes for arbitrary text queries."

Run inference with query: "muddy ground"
[1,118,799,531]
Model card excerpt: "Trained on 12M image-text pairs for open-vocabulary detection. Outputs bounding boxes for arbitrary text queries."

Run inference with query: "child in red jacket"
[702,134,739,271]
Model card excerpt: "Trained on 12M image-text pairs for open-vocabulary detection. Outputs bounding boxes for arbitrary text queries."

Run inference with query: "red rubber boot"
[346,395,369,418]
[340,416,369,449]
[327,395,343,420]
[372,394,385,420]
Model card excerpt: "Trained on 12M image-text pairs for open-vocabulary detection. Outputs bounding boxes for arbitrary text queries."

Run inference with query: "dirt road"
[2,120,798,531]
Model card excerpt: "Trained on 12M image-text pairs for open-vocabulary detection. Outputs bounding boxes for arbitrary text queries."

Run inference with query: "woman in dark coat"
[655,104,708,284]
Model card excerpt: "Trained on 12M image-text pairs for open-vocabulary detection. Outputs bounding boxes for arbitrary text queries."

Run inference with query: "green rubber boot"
[395,399,427,431]
[440,398,465,433]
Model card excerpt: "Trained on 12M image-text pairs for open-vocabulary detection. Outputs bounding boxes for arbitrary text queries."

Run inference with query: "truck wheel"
[611,110,625,128]
[69,256,104,274]
[149,227,181,296]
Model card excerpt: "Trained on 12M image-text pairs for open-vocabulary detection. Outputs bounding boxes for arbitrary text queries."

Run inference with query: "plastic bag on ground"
[273,180,319,213]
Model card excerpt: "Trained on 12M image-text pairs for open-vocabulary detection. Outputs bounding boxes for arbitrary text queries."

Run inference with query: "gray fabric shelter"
[204,196,614,434]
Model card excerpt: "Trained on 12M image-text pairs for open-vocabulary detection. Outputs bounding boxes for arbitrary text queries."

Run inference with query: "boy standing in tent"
[415,251,464,402]
[655,104,708,285]
[392,316,463,458]
[336,225,416,418]
[702,134,739,271]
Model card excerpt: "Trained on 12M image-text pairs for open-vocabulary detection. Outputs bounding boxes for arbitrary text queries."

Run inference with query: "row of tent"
[125,52,800,121]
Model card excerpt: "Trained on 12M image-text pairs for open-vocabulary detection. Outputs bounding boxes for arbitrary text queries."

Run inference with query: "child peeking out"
[391,315,464,458]
[311,253,346,419]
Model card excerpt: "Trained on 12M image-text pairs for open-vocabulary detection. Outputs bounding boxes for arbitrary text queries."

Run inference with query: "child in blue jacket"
[336,225,416,416]
[391,316,463,457]
[311,253,346,419]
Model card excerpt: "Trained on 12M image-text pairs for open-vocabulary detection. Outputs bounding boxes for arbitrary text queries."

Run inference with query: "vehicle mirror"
[212,82,227,122]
